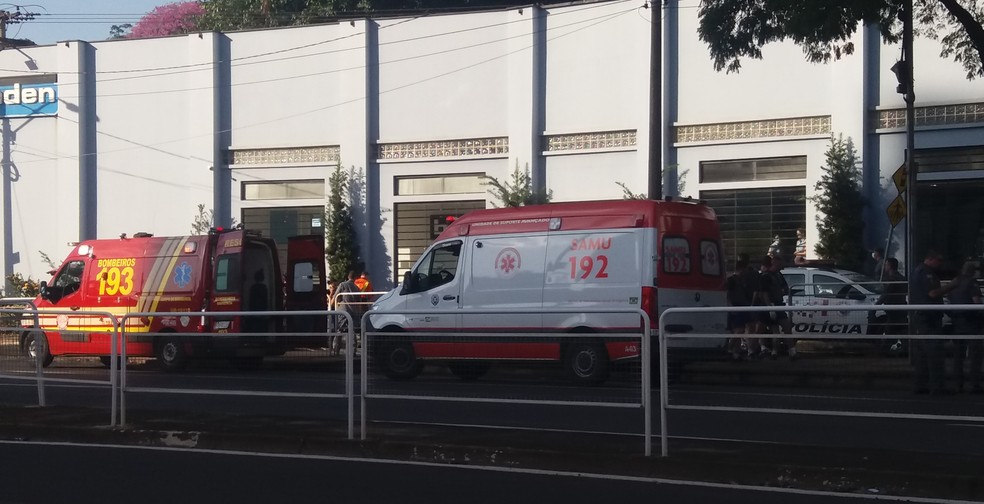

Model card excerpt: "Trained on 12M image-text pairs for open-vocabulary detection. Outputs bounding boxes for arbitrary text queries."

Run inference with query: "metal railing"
[658,304,984,457]
[0,307,120,425]
[0,301,42,405]
[118,310,355,438]
[360,307,653,455]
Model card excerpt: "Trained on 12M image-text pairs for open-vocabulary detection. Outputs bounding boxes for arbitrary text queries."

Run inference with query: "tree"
[325,165,360,282]
[698,0,984,79]
[811,135,866,271]
[196,0,532,31]
[483,161,552,208]
[109,23,133,39]
[191,204,237,235]
[127,1,204,39]
[198,0,372,31]
[616,167,690,200]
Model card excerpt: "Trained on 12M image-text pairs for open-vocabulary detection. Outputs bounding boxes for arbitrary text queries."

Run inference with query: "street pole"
[902,0,916,277]
[647,1,662,200]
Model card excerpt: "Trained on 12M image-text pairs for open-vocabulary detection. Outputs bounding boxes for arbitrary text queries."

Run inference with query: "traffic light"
[891,60,909,95]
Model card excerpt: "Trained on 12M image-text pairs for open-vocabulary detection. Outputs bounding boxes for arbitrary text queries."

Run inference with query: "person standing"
[793,228,807,265]
[332,271,360,355]
[726,255,758,360]
[761,256,796,359]
[877,258,908,353]
[946,260,983,393]
[868,248,886,280]
[909,250,956,395]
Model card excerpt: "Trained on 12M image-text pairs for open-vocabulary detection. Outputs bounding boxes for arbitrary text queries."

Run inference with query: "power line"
[5,4,635,170]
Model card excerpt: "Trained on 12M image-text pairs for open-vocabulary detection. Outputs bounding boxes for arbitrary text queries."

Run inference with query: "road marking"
[0,439,974,503]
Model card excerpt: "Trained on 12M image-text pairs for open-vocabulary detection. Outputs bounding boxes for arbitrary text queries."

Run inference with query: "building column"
[507,6,546,191]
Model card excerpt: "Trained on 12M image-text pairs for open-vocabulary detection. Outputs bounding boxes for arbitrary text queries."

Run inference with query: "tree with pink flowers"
[117,1,205,39]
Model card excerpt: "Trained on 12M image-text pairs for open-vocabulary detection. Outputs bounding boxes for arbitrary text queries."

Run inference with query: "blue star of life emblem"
[174,262,193,288]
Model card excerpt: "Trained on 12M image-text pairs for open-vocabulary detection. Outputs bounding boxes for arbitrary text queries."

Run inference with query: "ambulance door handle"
[443,295,457,301]
[70,306,80,311]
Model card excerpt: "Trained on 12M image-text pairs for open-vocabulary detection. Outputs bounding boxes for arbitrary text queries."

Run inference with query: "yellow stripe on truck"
[148,237,190,315]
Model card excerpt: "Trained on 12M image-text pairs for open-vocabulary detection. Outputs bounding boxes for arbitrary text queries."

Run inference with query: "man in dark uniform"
[909,250,955,395]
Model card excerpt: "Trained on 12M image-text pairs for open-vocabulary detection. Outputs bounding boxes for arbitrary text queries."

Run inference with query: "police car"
[780,267,890,337]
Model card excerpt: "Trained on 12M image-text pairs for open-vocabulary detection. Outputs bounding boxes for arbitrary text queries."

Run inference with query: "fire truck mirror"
[39,281,49,301]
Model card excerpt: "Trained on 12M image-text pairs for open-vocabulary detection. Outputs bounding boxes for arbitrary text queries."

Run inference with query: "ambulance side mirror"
[401,271,417,295]
[39,281,49,301]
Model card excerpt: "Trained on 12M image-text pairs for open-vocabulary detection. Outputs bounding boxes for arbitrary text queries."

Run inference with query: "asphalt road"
[2,355,984,458]
[0,441,905,504]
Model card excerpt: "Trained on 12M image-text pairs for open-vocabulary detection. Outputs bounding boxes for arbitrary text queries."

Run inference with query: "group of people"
[767,227,809,266]
[909,250,983,395]
[726,254,797,361]
[727,246,984,395]
[326,271,373,356]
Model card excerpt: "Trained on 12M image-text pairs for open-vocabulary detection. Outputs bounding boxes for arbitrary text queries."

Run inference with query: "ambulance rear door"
[285,235,327,333]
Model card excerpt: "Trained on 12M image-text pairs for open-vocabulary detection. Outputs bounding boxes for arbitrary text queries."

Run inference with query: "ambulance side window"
[215,255,241,293]
[409,241,461,293]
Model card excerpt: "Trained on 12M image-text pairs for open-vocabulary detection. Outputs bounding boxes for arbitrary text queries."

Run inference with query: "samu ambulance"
[369,199,728,383]
[22,228,326,370]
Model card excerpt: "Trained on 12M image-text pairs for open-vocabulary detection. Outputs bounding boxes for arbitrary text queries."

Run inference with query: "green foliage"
[483,161,552,208]
[198,0,373,31]
[4,273,40,298]
[191,204,238,235]
[810,135,866,272]
[616,166,690,200]
[325,165,360,282]
[109,23,133,39]
[697,0,984,79]
[617,181,647,200]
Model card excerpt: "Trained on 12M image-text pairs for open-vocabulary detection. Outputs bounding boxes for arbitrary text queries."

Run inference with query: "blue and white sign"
[0,82,58,118]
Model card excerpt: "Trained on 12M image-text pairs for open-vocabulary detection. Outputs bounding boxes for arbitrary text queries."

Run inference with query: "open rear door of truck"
[285,235,328,334]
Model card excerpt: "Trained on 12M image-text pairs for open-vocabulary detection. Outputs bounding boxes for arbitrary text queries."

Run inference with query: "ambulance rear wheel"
[382,341,422,381]
[565,340,609,384]
[155,336,187,371]
[22,330,53,368]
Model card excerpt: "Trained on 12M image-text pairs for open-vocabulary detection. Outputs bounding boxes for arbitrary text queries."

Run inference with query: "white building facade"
[1,0,981,289]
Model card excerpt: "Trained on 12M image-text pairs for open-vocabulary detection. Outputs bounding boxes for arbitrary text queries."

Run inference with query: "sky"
[9,0,165,45]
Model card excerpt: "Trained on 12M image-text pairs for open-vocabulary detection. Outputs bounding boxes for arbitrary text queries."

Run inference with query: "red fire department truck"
[21,228,326,370]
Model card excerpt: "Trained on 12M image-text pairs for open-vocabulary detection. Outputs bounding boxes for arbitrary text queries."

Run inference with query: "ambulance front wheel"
[382,341,423,381]
[22,330,53,368]
[565,340,609,384]
[155,335,187,371]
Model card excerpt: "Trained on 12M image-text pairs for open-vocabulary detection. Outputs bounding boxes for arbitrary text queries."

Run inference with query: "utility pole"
[647,0,662,200]
[0,9,37,43]
[900,0,916,276]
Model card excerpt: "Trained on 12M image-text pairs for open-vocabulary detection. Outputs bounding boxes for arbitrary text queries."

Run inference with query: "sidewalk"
[1,402,982,501]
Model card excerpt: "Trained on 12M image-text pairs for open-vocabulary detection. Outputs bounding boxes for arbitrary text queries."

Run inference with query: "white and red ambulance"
[369,199,728,383]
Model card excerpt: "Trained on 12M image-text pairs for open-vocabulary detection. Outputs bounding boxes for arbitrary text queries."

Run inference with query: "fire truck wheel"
[155,336,187,371]
[565,340,609,384]
[382,342,422,381]
[22,330,53,367]
[448,361,490,381]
